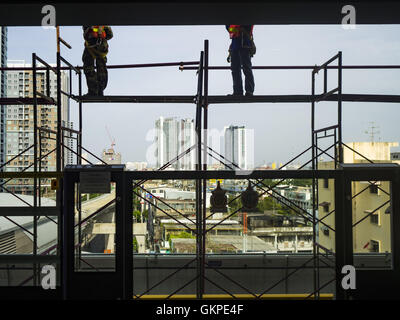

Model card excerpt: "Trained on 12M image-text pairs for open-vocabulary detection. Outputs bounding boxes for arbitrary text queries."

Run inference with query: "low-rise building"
[246,212,313,253]
[274,185,312,212]
[170,235,277,254]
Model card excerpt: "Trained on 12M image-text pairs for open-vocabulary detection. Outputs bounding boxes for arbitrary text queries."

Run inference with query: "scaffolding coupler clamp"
[179,62,184,72]
[194,95,203,104]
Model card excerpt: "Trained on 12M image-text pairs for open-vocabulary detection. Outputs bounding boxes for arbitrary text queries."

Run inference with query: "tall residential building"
[0,27,7,176]
[318,141,398,254]
[62,120,74,166]
[224,125,253,170]
[155,117,195,170]
[4,61,70,194]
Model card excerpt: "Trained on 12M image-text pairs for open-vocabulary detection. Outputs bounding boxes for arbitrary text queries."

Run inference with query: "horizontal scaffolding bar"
[208,94,400,104]
[72,95,197,103]
[0,255,59,264]
[316,134,335,139]
[313,125,339,134]
[0,207,60,217]
[123,169,340,180]
[3,64,400,72]
[70,94,400,104]
[181,65,400,71]
[103,61,199,69]
[0,172,62,179]
[0,97,56,105]
[0,61,199,71]
[134,293,334,300]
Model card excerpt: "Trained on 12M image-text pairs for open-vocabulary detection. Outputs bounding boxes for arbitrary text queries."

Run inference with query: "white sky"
[6,25,400,166]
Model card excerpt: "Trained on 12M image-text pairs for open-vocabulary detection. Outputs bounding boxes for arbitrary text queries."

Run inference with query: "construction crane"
[105,125,116,150]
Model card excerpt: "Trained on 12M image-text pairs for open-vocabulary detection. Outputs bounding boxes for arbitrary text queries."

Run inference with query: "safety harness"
[85,26,109,58]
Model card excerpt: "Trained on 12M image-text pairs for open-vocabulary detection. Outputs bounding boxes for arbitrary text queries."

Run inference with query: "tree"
[133,237,138,252]
[290,178,312,187]
[261,179,276,187]
[133,209,148,222]
[132,187,141,211]
[258,195,297,216]
[227,194,242,215]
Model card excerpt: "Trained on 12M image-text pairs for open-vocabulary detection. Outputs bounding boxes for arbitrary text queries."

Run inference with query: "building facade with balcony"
[318,142,396,254]
[0,27,7,176]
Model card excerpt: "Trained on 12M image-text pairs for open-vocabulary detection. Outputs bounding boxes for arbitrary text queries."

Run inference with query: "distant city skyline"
[4,25,400,165]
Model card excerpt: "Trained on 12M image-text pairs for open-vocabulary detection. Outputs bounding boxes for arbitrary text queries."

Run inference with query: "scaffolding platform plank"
[71,94,400,104]
[330,94,400,103]
[72,95,196,103]
[208,95,313,103]
[208,94,400,104]
[0,97,56,105]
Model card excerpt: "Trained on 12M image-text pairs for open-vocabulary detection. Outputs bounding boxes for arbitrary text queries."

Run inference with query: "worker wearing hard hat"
[226,25,256,97]
[82,25,113,96]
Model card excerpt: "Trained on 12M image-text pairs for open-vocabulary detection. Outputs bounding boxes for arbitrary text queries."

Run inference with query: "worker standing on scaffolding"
[82,26,113,96]
[226,25,255,96]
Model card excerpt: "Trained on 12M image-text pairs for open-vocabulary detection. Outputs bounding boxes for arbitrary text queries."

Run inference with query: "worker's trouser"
[82,47,108,95]
[230,48,255,95]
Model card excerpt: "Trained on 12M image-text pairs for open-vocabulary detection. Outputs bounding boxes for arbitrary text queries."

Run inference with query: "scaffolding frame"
[0,34,399,299]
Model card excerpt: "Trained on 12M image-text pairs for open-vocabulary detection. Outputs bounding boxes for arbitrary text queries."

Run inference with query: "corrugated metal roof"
[0,193,57,236]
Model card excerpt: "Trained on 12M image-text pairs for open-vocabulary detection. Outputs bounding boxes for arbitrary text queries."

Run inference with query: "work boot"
[245,92,254,97]
[227,92,243,97]
[98,90,104,96]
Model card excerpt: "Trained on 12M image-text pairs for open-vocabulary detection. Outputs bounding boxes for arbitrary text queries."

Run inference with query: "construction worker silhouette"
[226,25,255,96]
[82,26,113,96]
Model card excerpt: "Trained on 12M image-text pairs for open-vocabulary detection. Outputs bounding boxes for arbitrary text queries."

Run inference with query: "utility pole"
[365,122,380,142]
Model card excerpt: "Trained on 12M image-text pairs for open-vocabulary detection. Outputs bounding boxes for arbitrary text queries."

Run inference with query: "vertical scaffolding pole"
[311,69,318,299]
[338,51,343,164]
[195,51,204,299]
[202,40,209,296]
[38,131,42,207]
[78,72,82,165]
[56,53,62,178]
[77,71,82,265]
[56,26,63,283]
[46,64,51,203]
[77,71,83,266]
[32,53,38,286]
